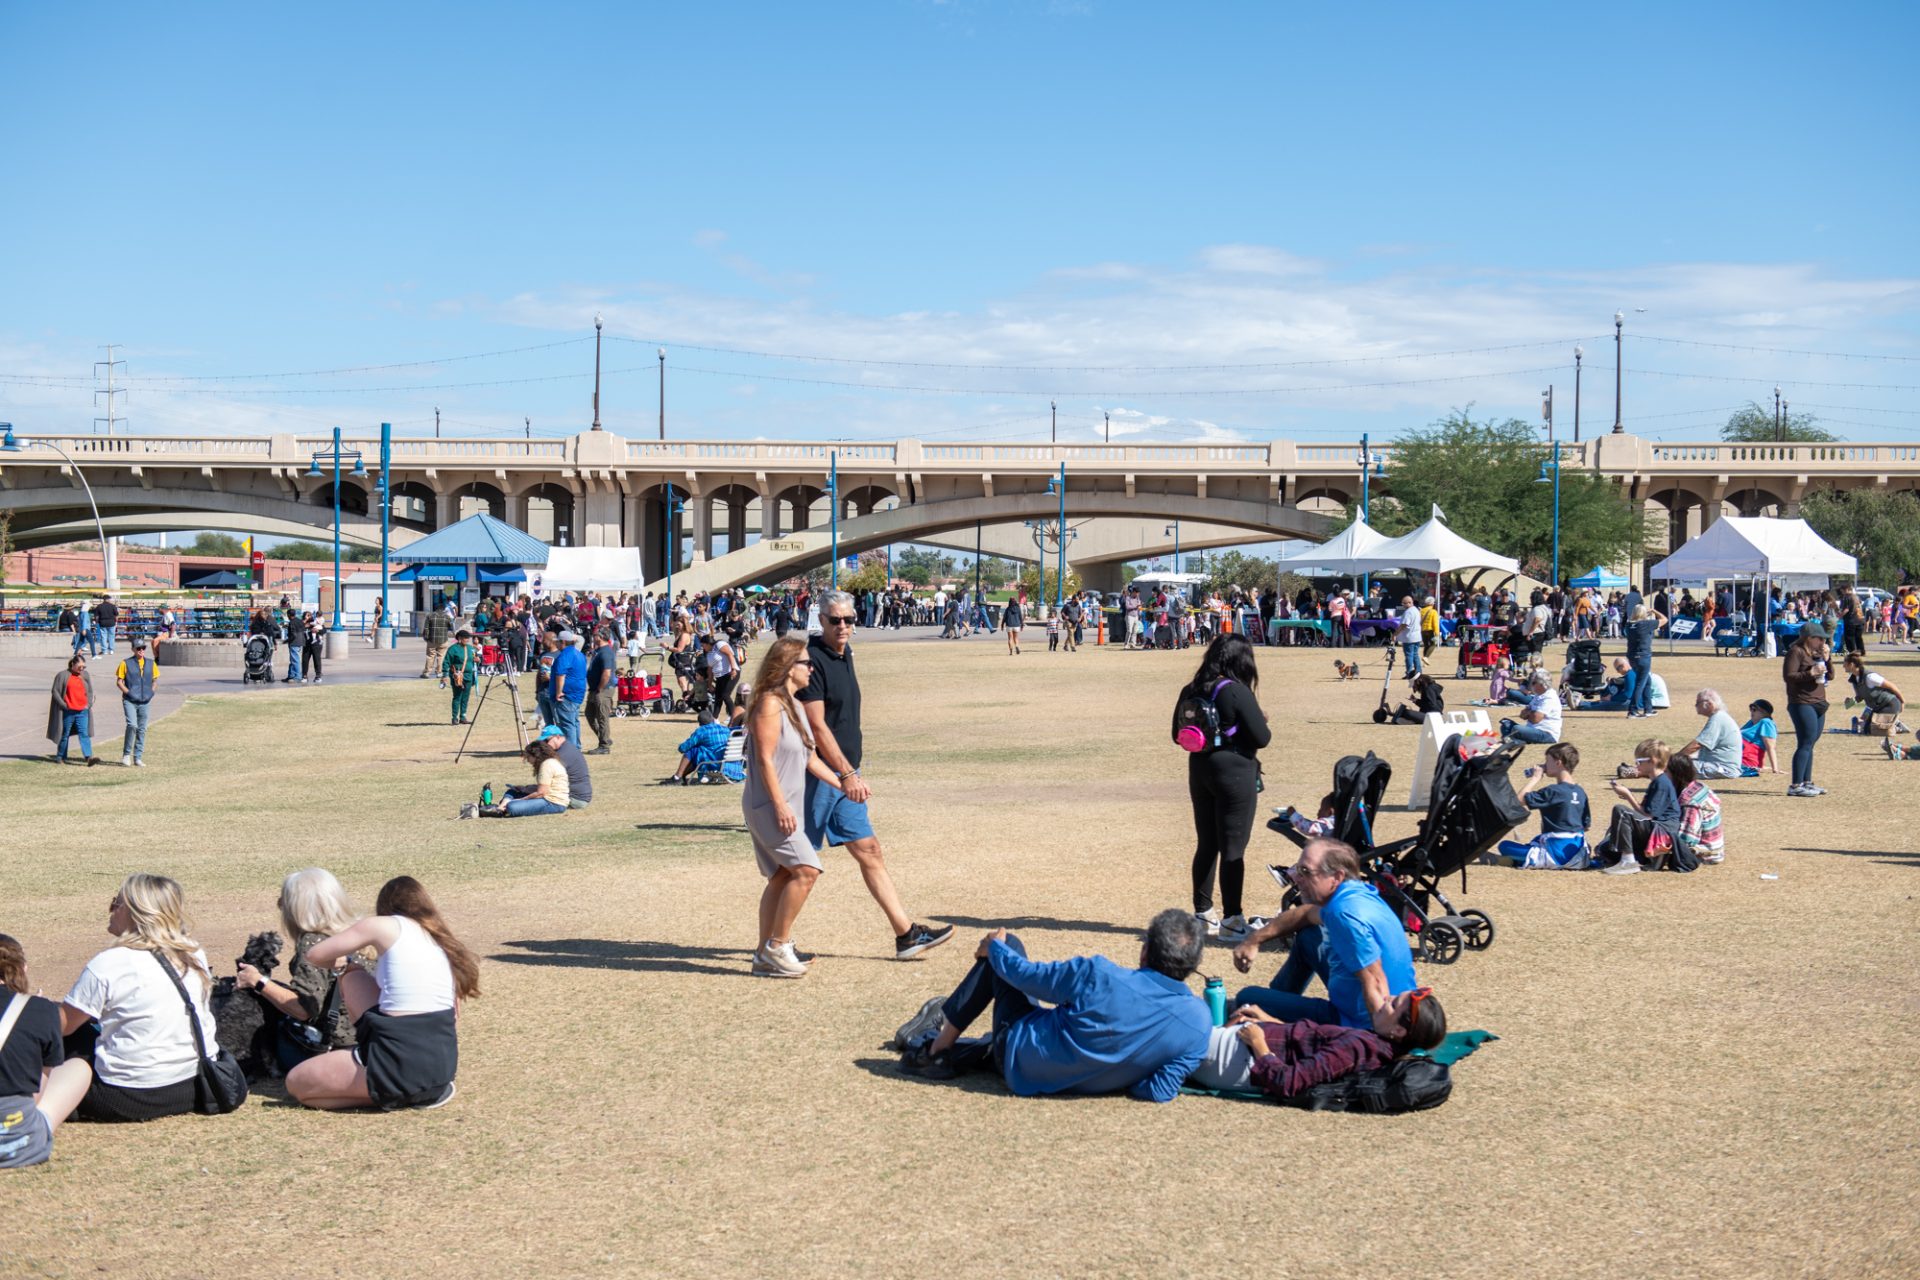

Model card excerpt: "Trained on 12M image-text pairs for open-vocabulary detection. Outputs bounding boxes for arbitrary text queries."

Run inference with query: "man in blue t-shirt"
[1229,838,1423,1040]
[549,630,589,748]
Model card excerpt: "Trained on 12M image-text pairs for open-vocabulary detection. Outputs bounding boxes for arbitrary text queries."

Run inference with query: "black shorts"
[75,1073,199,1123]
[355,1008,458,1110]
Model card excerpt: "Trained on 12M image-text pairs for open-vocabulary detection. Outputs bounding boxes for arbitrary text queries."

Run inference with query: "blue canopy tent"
[386,513,550,609]
[1569,565,1629,590]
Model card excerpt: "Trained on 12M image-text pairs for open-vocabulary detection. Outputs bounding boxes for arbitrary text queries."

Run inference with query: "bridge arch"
[521,482,575,546]
[840,484,897,518]
[1724,486,1786,518]
[454,481,505,522]
[634,482,691,582]
[306,480,370,516]
[386,481,436,531]
[1294,485,1352,516]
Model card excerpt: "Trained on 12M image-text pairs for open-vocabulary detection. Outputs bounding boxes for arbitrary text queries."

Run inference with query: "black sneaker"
[892,995,949,1050]
[894,922,955,959]
[418,1081,457,1110]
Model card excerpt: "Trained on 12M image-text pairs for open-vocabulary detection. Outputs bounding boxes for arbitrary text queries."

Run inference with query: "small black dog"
[212,931,284,1079]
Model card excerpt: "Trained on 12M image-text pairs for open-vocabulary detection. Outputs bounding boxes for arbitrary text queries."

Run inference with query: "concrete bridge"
[2,428,1913,593]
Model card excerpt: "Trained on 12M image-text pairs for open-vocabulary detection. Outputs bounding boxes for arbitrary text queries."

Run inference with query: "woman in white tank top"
[286,877,479,1111]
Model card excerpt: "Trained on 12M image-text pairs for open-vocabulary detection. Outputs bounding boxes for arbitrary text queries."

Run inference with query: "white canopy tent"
[1647,516,1855,584]
[1274,517,1389,575]
[1343,518,1520,579]
[537,546,644,595]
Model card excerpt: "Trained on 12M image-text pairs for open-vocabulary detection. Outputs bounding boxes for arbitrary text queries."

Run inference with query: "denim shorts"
[0,1098,53,1168]
[805,776,875,849]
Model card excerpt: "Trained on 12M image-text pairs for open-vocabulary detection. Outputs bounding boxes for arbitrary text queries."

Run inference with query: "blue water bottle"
[1204,977,1227,1027]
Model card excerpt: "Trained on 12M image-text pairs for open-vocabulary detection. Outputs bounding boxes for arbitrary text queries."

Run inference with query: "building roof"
[385,513,549,565]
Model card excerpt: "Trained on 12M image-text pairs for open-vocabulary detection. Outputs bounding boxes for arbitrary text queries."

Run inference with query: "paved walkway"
[0,636,435,763]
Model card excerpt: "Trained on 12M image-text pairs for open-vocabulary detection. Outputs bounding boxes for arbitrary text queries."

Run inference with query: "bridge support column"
[761,492,779,541]
[726,499,748,555]
[623,493,642,549]
[579,491,621,546]
[505,490,529,533]
[433,491,455,531]
[691,497,712,564]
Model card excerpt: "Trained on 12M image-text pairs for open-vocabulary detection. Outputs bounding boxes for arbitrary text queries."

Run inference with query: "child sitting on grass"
[1669,756,1724,865]
[1739,698,1780,777]
[1496,742,1590,869]
[1471,655,1512,707]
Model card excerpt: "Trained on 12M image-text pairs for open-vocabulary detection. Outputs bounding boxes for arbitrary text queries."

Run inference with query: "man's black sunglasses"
[825,615,856,624]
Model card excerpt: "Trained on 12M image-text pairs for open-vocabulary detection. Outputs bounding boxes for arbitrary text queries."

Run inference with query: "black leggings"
[1788,701,1825,786]
[303,641,324,679]
[1189,752,1258,918]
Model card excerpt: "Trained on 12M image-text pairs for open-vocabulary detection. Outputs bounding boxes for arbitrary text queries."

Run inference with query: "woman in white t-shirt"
[285,876,480,1112]
[58,874,223,1123]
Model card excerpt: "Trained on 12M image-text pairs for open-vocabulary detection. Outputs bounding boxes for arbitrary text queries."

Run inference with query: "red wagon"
[1455,623,1510,677]
[617,670,675,717]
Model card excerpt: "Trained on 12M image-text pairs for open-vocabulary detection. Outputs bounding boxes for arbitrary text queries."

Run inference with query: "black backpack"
[1278,1056,1453,1114]
[1173,678,1234,752]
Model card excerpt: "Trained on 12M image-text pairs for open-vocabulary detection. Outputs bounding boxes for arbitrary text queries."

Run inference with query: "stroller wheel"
[1460,909,1495,951]
[1420,920,1464,966]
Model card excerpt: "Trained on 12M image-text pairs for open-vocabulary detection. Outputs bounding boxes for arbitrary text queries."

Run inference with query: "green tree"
[183,532,244,557]
[1015,566,1082,603]
[1720,402,1835,444]
[0,509,12,593]
[268,539,379,563]
[895,562,931,587]
[976,556,1017,589]
[1799,487,1920,587]
[1354,409,1648,583]
[1200,551,1279,596]
[895,546,956,581]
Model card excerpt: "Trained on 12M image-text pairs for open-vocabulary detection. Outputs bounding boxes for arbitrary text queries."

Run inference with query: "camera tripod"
[454,665,533,764]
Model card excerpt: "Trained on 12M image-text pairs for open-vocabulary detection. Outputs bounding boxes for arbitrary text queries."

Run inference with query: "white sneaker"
[1194,908,1222,937]
[1602,856,1644,876]
[752,942,807,979]
[1217,915,1251,943]
[134,759,145,768]
[120,754,132,767]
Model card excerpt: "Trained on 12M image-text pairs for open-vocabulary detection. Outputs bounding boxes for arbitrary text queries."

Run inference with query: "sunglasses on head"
[1406,986,1433,1027]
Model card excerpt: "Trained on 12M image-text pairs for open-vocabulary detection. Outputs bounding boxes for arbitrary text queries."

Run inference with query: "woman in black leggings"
[1781,621,1831,797]
[1172,633,1271,943]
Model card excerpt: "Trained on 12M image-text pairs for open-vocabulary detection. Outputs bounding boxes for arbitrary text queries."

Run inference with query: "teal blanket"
[1179,1030,1497,1100]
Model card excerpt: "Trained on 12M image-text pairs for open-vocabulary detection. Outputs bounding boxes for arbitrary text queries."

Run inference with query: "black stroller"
[1268,739,1529,964]
[242,635,274,685]
[1562,639,1609,704]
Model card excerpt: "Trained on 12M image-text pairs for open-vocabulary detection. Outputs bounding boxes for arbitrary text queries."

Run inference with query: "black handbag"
[153,952,250,1115]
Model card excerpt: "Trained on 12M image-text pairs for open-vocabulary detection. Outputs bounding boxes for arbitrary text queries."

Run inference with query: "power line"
[1636,333,1920,363]
[115,337,594,382]
[610,333,1606,373]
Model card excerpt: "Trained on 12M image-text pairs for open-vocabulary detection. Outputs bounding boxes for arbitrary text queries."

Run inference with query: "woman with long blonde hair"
[286,875,479,1111]
[58,873,226,1122]
[230,868,368,1071]
[742,636,845,979]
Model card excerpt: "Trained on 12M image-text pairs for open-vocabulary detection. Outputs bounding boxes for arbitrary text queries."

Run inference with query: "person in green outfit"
[444,628,480,725]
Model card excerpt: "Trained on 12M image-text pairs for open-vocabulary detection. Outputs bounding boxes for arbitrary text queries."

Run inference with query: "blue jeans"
[287,644,302,681]
[553,697,581,747]
[122,699,150,761]
[1233,926,1341,1024]
[1627,659,1653,715]
[57,709,93,761]
[71,629,87,655]
[1402,642,1421,675]
[939,933,1036,1074]
[1502,721,1558,744]
[504,796,565,816]
[536,690,557,726]
[99,625,116,654]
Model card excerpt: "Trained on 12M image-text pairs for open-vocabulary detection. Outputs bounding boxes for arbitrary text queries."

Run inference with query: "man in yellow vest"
[115,634,160,768]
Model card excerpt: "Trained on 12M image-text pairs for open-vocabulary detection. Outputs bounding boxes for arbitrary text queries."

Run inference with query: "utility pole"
[1104,410,1110,443]
[1051,400,1057,444]
[434,407,441,440]
[1774,386,1782,443]
[93,344,127,586]
[658,347,667,441]
[591,314,603,430]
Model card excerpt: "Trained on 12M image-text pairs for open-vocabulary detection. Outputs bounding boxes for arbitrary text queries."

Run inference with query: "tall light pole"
[1051,400,1057,444]
[1358,433,1384,597]
[1774,385,1783,443]
[1103,410,1110,443]
[1573,345,1584,444]
[1611,310,1624,433]
[377,422,392,645]
[1,425,114,591]
[591,314,603,431]
[1165,522,1180,575]
[663,489,684,606]
[828,452,840,590]
[658,347,667,441]
[1049,460,1066,611]
[1539,387,1560,586]
[305,426,367,638]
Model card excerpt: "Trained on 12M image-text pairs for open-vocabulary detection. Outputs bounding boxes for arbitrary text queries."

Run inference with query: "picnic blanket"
[1180,1029,1497,1101]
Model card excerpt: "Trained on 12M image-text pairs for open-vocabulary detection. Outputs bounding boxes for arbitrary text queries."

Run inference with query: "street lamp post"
[658,347,667,441]
[663,490,685,608]
[1358,433,1385,597]
[1774,385,1783,443]
[305,427,367,644]
[377,422,393,647]
[1573,345,1584,444]
[1048,460,1066,612]
[828,452,840,590]
[1164,522,1180,575]
[591,314,603,431]
[1539,386,1561,587]
[1,424,115,592]
[1611,311,1624,433]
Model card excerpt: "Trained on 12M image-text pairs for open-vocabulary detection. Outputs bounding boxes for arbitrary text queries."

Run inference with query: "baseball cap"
[537,724,565,742]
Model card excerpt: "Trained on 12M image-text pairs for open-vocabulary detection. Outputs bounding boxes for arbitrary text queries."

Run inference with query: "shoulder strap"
[1208,678,1233,702]
[151,951,214,1067]
[0,992,27,1056]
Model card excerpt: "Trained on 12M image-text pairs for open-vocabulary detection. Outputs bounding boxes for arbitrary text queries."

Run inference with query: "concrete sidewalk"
[0,635,436,763]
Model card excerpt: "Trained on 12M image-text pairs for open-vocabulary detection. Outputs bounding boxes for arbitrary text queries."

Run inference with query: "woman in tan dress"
[744,636,844,979]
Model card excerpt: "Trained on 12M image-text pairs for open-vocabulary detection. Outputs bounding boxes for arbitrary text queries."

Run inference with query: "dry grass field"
[4,633,1917,1279]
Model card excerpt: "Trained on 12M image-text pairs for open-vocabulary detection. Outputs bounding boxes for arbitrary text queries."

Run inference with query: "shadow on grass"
[632,822,747,833]
[850,1056,1008,1095]
[491,937,753,978]
[938,913,1139,937]
[1782,846,1920,869]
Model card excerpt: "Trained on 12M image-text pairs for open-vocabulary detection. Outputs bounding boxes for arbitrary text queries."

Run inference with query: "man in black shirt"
[798,591,952,961]
[584,627,618,755]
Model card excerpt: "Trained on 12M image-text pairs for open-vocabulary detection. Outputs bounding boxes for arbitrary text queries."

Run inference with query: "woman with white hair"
[58,873,230,1122]
[231,868,367,1072]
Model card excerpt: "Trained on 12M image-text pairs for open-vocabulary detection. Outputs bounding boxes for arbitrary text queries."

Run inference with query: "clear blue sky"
[3,1,1916,450]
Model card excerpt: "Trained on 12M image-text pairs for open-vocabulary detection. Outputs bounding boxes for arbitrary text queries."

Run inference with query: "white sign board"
[1408,710,1495,809]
